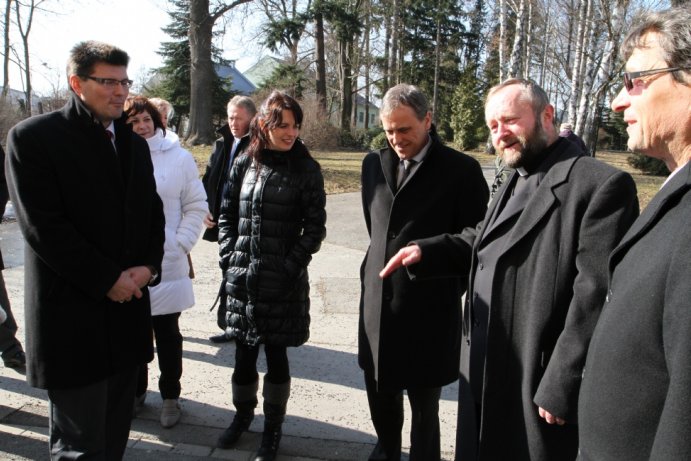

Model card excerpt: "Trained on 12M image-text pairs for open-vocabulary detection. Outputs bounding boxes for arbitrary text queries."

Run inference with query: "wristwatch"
[146,265,159,285]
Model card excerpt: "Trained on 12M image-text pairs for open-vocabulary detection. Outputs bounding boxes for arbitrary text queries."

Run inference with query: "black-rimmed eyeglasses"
[623,67,691,91]
[80,75,133,89]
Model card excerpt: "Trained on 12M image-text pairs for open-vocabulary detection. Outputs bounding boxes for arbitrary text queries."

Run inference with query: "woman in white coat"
[125,96,207,428]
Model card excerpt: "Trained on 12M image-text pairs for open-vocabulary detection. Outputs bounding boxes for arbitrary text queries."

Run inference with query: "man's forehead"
[626,32,665,70]
[486,88,530,117]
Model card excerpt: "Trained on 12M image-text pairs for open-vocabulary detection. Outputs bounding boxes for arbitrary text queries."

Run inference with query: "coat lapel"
[499,151,577,254]
[379,148,398,194]
[609,162,691,273]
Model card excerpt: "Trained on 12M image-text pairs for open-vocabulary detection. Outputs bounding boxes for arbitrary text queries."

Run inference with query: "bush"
[369,131,388,151]
[627,153,669,176]
[0,97,24,146]
[298,96,340,150]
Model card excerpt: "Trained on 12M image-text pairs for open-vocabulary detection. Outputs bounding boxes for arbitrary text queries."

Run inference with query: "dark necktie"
[396,159,416,190]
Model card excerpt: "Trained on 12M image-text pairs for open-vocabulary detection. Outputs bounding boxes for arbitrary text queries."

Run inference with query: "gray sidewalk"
[0,188,484,460]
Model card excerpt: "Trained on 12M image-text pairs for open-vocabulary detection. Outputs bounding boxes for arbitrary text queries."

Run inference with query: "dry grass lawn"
[186,144,663,210]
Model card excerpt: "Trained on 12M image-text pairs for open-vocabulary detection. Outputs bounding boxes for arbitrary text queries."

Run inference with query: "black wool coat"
[218,144,326,347]
[359,135,488,389]
[578,161,691,461]
[414,140,639,461]
[5,93,165,390]
[201,124,249,242]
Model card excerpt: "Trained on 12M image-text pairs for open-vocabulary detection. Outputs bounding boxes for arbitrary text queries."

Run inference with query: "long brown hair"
[247,91,308,164]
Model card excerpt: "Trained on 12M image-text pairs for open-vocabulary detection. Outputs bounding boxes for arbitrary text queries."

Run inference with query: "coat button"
[479,263,484,270]
[387,232,397,239]
[605,289,612,303]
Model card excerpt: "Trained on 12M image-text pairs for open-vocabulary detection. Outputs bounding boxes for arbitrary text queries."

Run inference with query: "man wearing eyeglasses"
[578,7,691,460]
[6,41,164,459]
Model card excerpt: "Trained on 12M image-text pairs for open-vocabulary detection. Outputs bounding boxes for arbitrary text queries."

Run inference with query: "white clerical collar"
[516,167,529,177]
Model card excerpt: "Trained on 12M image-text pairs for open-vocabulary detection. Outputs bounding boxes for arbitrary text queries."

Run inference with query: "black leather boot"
[253,378,291,461]
[217,378,258,448]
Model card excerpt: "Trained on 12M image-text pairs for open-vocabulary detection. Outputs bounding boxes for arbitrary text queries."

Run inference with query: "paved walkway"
[0,164,495,460]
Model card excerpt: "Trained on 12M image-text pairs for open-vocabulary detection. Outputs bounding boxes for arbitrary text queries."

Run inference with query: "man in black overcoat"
[202,95,256,343]
[578,8,691,460]
[5,41,164,459]
[359,84,488,461]
[380,79,639,461]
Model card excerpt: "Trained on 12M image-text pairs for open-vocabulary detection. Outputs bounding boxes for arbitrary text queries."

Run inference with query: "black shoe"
[254,424,282,461]
[217,413,254,448]
[3,350,26,369]
[210,333,233,344]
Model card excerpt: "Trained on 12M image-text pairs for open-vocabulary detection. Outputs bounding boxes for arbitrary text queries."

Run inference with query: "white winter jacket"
[147,129,207,316]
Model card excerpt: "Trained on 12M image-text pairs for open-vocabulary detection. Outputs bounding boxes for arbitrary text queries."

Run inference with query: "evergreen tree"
[399,0,465,139]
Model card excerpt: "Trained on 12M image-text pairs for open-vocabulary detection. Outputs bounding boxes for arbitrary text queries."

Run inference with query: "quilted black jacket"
[218,142,326,346]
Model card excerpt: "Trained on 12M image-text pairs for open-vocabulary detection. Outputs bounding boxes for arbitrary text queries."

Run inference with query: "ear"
[424,111,432,130]
[542,104,555,126]
[69,74,83,96]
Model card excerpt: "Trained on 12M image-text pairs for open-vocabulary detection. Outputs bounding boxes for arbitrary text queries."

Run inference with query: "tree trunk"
[567,0,589,126]
[524,0,533,79]
[15,0,41,117]
[389,0,399,86]
[432,1,442,124]
[340,40,352,129]
[364,0,370,129]
[508,0,526,78]
[315,10,327,116]
[187,0,215,144]
[2,0,11,98]
[499,0,507,81]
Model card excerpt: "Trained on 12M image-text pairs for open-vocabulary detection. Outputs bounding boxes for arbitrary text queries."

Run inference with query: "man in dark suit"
[0,144,26,369]
[578,8,691,460]
[6,41,164,459]
[360,84,488,461]
[380,79,639,461]
[202,95,256,343]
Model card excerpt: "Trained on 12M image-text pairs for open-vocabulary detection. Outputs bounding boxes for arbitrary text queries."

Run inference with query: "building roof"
[243,56,284,88]
[215,62,256,95]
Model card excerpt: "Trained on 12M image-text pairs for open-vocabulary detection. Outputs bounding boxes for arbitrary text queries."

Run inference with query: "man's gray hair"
[381,84,429,120]
[228,95,257,117]
[487,78,552,123]
[621,6,691,85]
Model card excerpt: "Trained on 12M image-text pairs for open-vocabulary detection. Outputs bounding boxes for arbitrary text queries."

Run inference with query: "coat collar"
[378,131,442,194]
[477,138,582,252]
[608,161,691,273]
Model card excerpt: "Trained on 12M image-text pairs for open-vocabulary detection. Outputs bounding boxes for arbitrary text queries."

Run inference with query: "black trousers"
[365,371,442,461]
[47,366,138,460]
[0,272,23,359]
[233,342,289,385]
[136,312,182,399]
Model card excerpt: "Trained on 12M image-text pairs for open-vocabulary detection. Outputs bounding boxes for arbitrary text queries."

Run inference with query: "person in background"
[6,40,165,459]
[149,97,179,143]
[558,123,588,154]
[379,78,639,461]
[125,95,207,428]
[578,7,691,460]
[202,95,257,344]
[216,91,326,461]
[359,84,488,461]
[0,144,26,369]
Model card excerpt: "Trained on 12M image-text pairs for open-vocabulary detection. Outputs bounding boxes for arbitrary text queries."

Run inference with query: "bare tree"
[2,0,12,98]
[13,0,47,116]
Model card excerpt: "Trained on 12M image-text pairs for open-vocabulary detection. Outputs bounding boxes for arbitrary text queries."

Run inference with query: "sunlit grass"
[185,144,663,209]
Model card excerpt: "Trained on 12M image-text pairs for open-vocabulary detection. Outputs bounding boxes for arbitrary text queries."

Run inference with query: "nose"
[611,87,629,113]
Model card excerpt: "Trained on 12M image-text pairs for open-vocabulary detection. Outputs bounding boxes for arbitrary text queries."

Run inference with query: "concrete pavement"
[0,164,495,460]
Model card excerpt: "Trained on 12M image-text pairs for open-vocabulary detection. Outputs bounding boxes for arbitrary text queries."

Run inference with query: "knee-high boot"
[217,378,259,448]
[254,377,291,461]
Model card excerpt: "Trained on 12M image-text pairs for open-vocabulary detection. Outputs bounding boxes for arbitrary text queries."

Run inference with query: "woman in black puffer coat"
[216,91,326,461]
